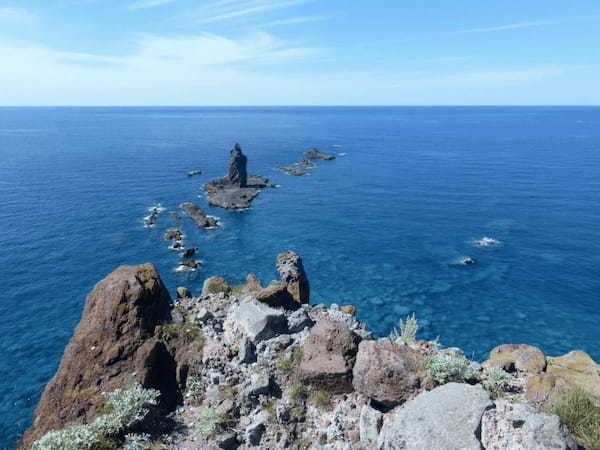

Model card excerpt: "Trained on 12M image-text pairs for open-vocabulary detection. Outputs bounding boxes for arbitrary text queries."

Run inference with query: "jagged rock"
[481,400,578,449]
[298,319,360,393]
[164,229,183,240]
[378,383,493,450]
[182,247,197,259]
[246,412,268,445]
[525,373,568,407]
[483,344,547,374]
[287,308,314,333]
[255,282,298,310]
[546,350,600,397]
[196,307,214,323]
[21,264,176,448]
[276,250,310,304]
[228,298,288,342]
[228,143,248,187]
[304,148,336,160]
[359,403,383,447]
[238,337,256,364]
[202,276,232,297]
[244,273,262,294]
[353,339,425,409]
[180,202,219,228]
[176,286,191,298]
[278,166,307,176]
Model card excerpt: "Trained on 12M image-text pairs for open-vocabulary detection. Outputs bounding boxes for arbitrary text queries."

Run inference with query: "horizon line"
[1,104,600,108]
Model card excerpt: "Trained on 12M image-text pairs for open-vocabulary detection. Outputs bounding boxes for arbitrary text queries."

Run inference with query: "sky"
[0,1,599,105]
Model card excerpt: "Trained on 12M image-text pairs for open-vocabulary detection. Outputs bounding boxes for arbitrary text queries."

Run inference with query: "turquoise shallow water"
[1,106,600,446]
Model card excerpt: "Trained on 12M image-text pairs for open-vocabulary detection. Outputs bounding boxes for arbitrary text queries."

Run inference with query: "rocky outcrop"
[304,148,336,160]
[378,383,493,450]
[298,319,360,393]
[547,350,600,397]
[164,229,183,241]
[21,264,176,448]
[203,144,268,210]
[255,282,297,310]
[180,202,218,228]
[481,400,578,449]
[296,160,316,169]
[277,166,306,176]
[483,343,547,374]
[276,250,310,304]
[202,276,232,297]
[353,339,426,409]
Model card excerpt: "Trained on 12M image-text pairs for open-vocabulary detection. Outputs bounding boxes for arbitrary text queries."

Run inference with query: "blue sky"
[0,0,599,105]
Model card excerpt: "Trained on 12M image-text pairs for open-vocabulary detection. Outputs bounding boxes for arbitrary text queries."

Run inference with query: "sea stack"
[228,143,248,187]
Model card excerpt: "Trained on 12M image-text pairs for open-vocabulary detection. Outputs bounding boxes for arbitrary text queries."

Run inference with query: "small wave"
[471,236,501,247]
[338,152,347,156]
[332,144,343,148]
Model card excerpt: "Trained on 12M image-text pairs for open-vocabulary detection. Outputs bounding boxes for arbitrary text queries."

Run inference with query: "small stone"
[196,308,214,323]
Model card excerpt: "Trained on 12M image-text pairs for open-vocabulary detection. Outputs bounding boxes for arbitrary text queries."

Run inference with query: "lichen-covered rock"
[298,319,360,393]
[21,264,175,448]
[352,339,425,409]
[378,383,493,450]
[525,373,568,407]
[255,282,297,310]
[176,286,191,298]
[481,400,578,449]
[547,350,600,397]
[276,250,310,304]
[202,276,232,297]
[483,344,547,374]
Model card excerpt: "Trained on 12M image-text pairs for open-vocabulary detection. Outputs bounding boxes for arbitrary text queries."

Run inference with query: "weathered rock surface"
[353,339,425,408]
[276,250,310,304]
[481,400,578,450]
[484,343,547,374]
[298,319,360,393]
[278,166,306,176]
[203,144,268,210]
[21,264,176,448]
[378,383,493,450]
[255,282,298,310]
[227,298,288,342]
[304,148,336,160]
[164,229,183,241]
[359,403,383,447]
[547,350,600,397]
[202,276,232,297]
[180,202,219,228]
[176,286,192,298]
[525,373,568,407]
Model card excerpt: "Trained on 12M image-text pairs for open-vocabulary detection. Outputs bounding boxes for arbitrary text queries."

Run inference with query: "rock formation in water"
[203,143,269,210]
[304,148,336,160]
[22,253,598,450]
[278,166,307,176]
[180,202,219,228]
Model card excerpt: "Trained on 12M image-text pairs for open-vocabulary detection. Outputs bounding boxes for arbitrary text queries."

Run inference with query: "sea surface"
[1,106,600,447]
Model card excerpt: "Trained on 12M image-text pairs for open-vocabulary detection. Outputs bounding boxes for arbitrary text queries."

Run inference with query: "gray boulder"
[360,403,383,447]
[378,383,493,450]
[481,400,578,450]
[229,298,288,342]
[287,308,314,333]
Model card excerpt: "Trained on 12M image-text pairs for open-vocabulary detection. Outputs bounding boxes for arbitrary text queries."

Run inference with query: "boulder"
[182,247,197,259]
[359,403,383,447]
[298,319,360,393]
[276,250,310,304]
[202,276,232,297]
[287,308,314,333]
[228,298,288,342]
[21,264,176,448]
[547,350,600,397]
[483,344,547,374]
[525,373,568,407]
[352,339,425,409]
[255,282,298,310]
[304,148,336,160]
[164,229,183,241]
[481,400,578,449]
[180,202,219,228]
[378,383,493,450]
[176,286,191,298]
[228,143,248,187]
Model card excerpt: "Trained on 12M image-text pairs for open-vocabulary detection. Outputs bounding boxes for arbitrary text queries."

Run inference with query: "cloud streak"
[190,0,312,24]
[454,20,556,34]
[128,0,177,10]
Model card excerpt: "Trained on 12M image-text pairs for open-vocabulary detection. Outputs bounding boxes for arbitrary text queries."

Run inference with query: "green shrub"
[185,376,203,403]
[547,388,600,450]
[482,366,510,397]
[309,390,331,408]
[195,407,232,436]
[289,383,306,401]
[425,354,474,384]
[277,347,304,372]
[122,433,151,450]
[390,313,418,344]
[32,425,100,450]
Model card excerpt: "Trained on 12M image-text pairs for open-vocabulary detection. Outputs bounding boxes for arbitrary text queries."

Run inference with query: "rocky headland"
[21,251,600,450]
[203,144,269,210]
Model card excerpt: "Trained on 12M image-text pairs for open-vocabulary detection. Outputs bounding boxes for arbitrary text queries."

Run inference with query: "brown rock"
[245,273,262,292]
[21,264,176,448]
[164,229,183,241]
[547,350,600,397]
[276,250,310,304]
[256,282,297,310]
[202,276,232,297]
[483,344,547,374]
[352,339,425,409]
[180,202,219,228]
[525,373,568,407]
[340,305,357,315]
[298,319,360,393]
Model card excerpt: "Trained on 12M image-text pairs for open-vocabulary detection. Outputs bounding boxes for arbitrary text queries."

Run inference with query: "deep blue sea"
[1,106,600,447]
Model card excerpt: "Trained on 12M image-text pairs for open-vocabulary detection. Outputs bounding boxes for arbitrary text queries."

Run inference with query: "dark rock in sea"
[296,159,316,169]
[187,170,202,177]
[304,148,336,160]
[171,241,183,250]
[180,202,219,228]
[182,247,198,259]
[276,250,310,304]
[202,144,268,210]
[180,259,201,269]
[20,264,176,448]
[164,229,184,241]
[278,166,307,176]
[460,257,476,265]
[170,211,181,220]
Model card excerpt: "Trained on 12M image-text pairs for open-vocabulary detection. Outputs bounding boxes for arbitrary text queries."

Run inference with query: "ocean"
[1,106,599,447]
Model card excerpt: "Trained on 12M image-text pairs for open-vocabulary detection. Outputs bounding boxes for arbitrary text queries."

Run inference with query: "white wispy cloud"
[191,0,312,24]
[128,0,177,10]
[454,20,556,34]
[258,15,329,28]
[0,7,37,24]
